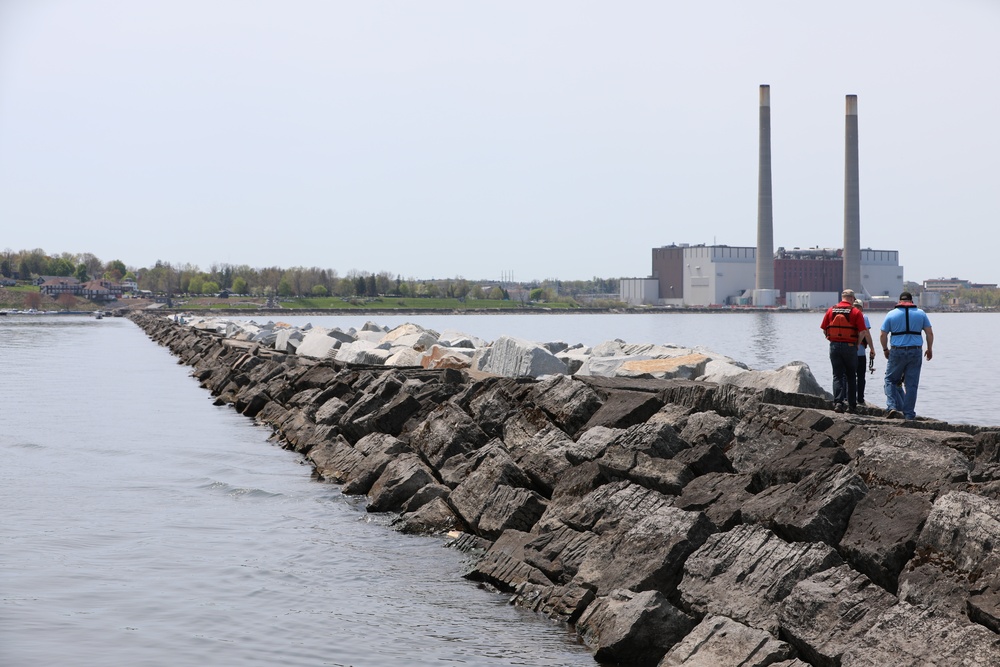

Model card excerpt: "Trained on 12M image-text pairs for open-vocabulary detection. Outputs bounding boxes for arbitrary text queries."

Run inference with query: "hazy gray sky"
[1,1,997,282]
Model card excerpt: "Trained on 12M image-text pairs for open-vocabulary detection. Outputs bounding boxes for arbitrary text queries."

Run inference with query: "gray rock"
[274,327,304,353]
[306,433,365,483]
[840,600,1000,667]
[366,453,437,513]
[384,346,425,367]
[466,529,554,591]
[576,589,695,666]
[408,401,490,469]
[394,496,463,535]
[674,472,755,531]
[578,389,664,431]
[679,524,844,633]
[769,464,869,545]
[898,491,1000,620]
[572,503,714,594]
[472,336,568,378]
[705,360,830,399]
[509,580,595,623]
[295,327,342,359]
[530,375,603,437]
[778,564,898,667]
[659,614,795,667]
[566,426,621,464]
[854,428,974,491]
[314,396,349,425]
[377,323,440,351]
[839,487,934,593]
[448,448,537,537]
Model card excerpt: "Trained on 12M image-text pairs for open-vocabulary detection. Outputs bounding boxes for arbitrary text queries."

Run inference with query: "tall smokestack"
[843,94,861,294]
[756,84,774,291]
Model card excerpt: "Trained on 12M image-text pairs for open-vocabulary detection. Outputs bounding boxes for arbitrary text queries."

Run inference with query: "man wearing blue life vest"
[880,291,934,420]
[820,288,874,413]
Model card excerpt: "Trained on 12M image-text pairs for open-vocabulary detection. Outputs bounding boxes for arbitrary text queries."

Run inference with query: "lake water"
[0,315,595,667]
[2,311,994,666]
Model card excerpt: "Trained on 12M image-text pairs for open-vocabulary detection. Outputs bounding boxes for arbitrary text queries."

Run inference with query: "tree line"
[1,247,619,302]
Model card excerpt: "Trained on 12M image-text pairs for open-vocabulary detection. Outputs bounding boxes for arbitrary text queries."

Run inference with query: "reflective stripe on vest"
[827,306,859,344]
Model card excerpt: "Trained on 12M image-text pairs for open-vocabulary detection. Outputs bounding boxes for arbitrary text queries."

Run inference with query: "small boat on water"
[95,311,103,319]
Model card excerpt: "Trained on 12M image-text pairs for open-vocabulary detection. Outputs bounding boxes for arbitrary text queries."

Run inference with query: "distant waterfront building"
[623,244,756,307]
[922,277,998,292]
[621,243,903,307]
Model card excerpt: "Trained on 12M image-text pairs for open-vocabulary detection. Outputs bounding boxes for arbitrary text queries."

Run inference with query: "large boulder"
[705,360,831,399]
[678,524,843,633]
[576,589,695,666]
[295,327,342,359]
[472,336,568,378]
[660,614,797,667]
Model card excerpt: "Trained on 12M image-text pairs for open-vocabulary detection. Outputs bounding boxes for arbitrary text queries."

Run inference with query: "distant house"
[39,277,81,296]
[80,280,122,302]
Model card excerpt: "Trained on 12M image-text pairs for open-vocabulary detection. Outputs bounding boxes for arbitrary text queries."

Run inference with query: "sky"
[1,1,998,283]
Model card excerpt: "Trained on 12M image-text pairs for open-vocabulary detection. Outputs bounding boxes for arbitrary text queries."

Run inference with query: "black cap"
[899,291,913,301]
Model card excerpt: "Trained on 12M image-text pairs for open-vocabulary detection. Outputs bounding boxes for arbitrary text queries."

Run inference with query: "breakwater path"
[130,312,1000,666]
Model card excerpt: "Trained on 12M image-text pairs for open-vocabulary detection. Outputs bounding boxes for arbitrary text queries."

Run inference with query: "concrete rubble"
[133,312,1000,666]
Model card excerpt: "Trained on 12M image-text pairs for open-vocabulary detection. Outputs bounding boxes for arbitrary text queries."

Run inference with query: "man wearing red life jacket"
[820,288,873,413]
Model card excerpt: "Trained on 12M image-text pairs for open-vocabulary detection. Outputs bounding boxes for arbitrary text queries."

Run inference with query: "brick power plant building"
[620,86,903,308]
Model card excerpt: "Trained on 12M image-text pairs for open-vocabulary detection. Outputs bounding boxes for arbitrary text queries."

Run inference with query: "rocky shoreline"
[129,311,1000,666]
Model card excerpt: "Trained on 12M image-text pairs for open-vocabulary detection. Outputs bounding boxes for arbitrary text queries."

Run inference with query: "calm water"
[0,316,595,667]
[2,312,993,667]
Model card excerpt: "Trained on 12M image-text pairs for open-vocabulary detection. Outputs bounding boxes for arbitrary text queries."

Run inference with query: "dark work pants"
[830,341,858,408]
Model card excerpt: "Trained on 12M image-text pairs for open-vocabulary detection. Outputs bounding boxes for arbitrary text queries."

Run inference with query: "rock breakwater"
[130,312,1000,666]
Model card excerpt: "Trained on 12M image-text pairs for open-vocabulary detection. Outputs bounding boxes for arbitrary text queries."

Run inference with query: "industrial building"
[622,244,903,307]
[619,86,904,308]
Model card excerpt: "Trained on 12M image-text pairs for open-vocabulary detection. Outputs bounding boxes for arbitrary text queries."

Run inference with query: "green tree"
[202,281,220,295]
[278,278,294,297]
[50,258,75,277]
[188,276,205,294]
[529,287,544,301]
[311,284,329,297]
[106,259,127,278]
[232,277,248,294]
[74,264,89,282]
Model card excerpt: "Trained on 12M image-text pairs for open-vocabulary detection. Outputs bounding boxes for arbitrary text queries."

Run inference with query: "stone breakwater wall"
[129,312,1000,667]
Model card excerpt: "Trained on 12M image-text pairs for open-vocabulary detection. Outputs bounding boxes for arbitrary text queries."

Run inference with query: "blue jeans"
[829,341,857,407]
[884,347,923,419]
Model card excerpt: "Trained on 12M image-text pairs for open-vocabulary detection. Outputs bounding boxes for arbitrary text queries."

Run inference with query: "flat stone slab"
[840,601,1000,666]
[678,523,843,633]
[854,429,974,491]
[660,614,796,667]
[778,564,898,667]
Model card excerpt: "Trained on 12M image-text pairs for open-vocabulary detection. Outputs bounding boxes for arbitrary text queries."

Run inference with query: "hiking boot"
[886,410,904,419]
[848,405,858,414]
[834,403,846,413]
